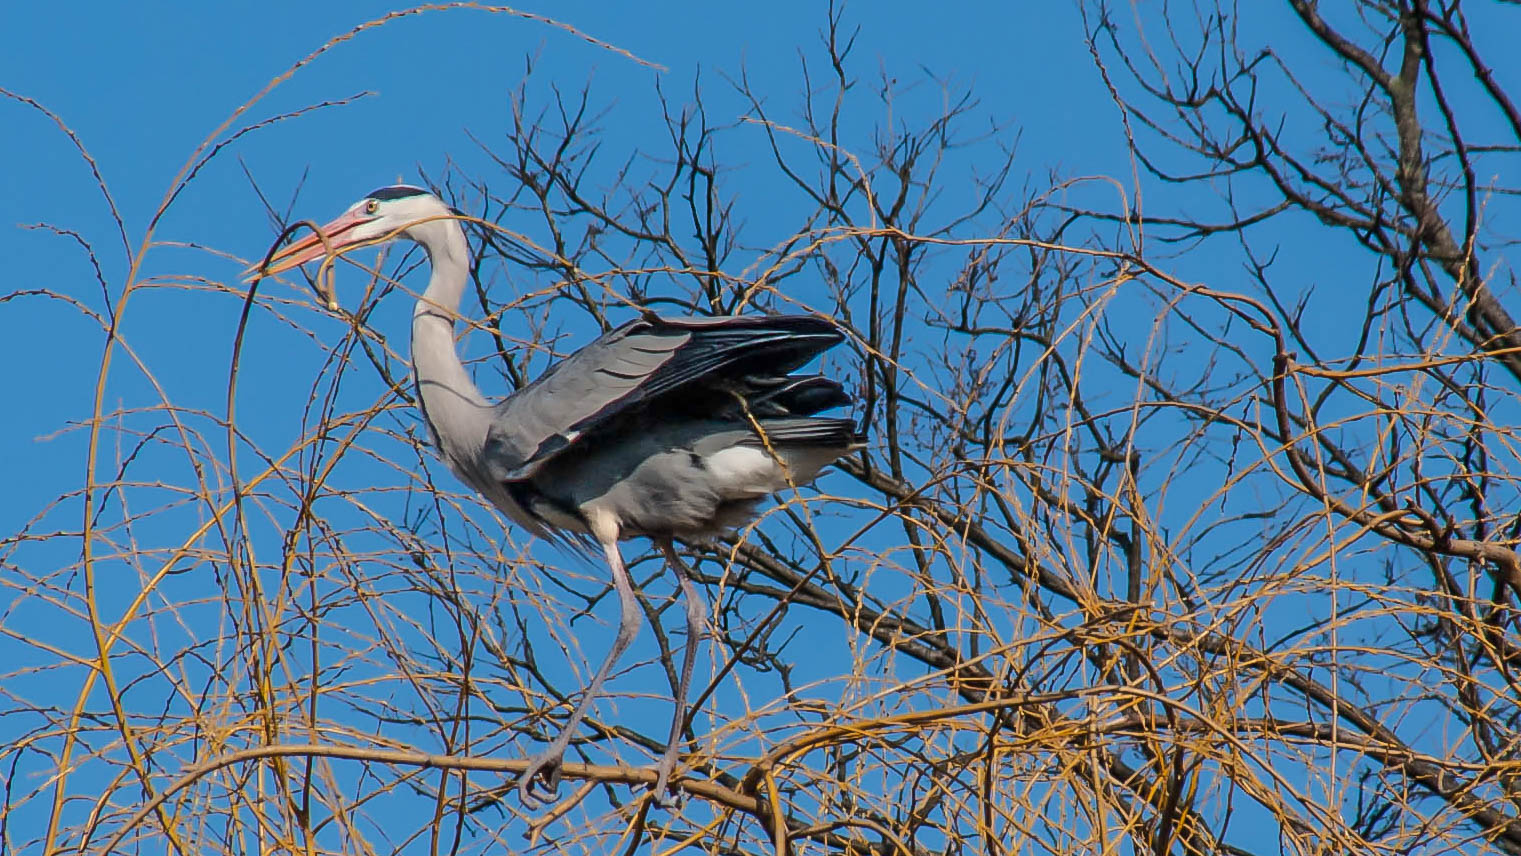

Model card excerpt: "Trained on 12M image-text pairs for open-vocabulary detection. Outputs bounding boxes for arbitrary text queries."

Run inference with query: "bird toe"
[518,751,564,809]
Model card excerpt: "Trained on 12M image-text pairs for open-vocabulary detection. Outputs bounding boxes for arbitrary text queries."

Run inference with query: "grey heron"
[247,185,863,807]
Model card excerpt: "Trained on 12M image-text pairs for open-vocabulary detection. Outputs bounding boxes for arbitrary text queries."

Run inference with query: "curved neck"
[410,220,492,470]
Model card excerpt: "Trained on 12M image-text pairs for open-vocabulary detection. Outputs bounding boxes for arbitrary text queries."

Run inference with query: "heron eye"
[364,199,380,214]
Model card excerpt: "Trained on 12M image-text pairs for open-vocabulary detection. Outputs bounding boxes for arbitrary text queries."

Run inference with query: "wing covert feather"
[481,314,844,483]
[481,323,688,480]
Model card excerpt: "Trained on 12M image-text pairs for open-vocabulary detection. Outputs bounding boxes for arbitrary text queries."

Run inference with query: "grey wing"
[480,320,687,482]
[481,314,845,484]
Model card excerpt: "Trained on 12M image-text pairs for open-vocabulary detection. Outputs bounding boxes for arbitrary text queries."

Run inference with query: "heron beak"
[243,210,370,282]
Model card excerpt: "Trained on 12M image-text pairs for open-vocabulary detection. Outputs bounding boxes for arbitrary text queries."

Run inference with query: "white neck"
[409,218,492,473]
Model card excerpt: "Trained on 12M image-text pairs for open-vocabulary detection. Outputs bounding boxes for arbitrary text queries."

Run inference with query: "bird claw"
[650,758,682,809]
[518,751,564,810]
[521,751,688,811]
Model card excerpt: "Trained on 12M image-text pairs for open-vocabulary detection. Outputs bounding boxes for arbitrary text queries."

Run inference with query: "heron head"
[244,185,455,288]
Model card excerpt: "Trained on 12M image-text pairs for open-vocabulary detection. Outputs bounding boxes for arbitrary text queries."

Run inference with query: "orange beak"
[242,210,373,309]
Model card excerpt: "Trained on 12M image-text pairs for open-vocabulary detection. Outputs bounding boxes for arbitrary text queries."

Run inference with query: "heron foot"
[518,749,565,810]
[651,756,681,809]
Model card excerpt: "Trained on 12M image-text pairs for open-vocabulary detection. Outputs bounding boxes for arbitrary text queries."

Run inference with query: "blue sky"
[1,1,1139,841]
[1,2,1129,533]
[4,1,1458,851]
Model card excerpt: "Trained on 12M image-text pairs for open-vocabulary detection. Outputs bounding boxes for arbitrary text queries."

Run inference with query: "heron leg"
[653,539,707,806]
[519,520,642,809]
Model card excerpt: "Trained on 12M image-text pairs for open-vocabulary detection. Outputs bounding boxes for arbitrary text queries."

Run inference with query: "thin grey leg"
[653,539,707,806]
[519,529,642,809]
